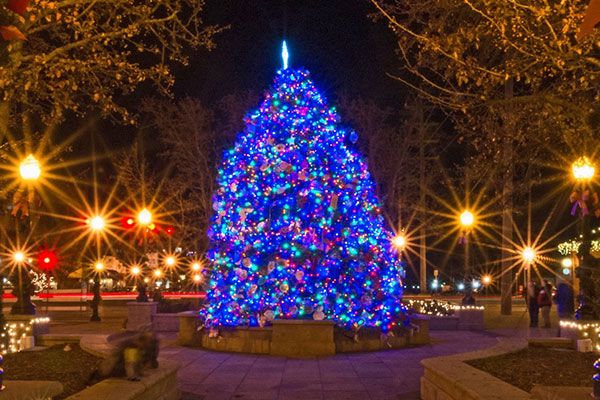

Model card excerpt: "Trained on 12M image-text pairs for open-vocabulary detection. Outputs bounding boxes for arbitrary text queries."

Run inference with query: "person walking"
[538,281,553,328]
[526,279,540,327]
[554,281,574,320]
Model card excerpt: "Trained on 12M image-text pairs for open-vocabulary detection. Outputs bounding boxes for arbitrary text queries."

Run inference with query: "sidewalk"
[46,299,565,400]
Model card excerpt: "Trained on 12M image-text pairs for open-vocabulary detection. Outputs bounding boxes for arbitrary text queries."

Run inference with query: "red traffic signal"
[121,215,136,229]
[37,248,59,272]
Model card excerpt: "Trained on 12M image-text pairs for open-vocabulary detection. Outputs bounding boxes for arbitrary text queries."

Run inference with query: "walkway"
[160,330,500,400]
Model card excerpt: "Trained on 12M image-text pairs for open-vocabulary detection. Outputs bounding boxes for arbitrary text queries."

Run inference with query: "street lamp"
[165,256,176,268]
[9,249,36,315]
[521,246,536,292]
[521,246,536,264]
[482,275,492,286]
[136,208,153,301]
[191,262,202,272]
[571,156,596,319]
[87,215,106,232]
[90,261,104,321]
[459,210,474,228]
[19,155,41,181]
[392,234,407,252]
[459,210,475,280]
[12,252,25,264]
[137,208,152,226]
[572,156,595,181]
[11,156,42,316]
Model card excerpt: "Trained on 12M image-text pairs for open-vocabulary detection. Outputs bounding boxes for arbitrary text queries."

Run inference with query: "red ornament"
[6,0,29,15]
[37,248,59,272]
[165,226,175,235]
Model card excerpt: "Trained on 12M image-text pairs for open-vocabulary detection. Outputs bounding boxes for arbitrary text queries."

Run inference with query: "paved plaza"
[44,298,559,400]
[162,330,500,400]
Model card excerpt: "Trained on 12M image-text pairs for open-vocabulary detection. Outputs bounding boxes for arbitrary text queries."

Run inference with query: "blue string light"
[202,64,406,332]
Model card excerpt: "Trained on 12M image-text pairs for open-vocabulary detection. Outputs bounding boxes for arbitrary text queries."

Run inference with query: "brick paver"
[160,330,500,400]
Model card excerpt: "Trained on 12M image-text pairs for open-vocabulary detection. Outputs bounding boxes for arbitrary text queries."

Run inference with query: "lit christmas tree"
[204,43,405,332]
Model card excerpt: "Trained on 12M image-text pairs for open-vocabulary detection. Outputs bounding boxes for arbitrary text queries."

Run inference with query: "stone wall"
[65,360,180,400]
[420,340,530,400]
[180,313,430,356]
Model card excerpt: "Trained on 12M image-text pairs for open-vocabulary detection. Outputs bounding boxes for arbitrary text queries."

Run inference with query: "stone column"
[126,301,157,331]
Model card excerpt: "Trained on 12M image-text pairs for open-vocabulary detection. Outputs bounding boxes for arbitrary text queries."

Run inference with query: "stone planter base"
[456,308,485,330]
[271,320,335,357]
[179,314,430,357]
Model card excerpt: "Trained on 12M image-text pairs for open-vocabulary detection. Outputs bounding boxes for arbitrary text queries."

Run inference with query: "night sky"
[175,0,401,108]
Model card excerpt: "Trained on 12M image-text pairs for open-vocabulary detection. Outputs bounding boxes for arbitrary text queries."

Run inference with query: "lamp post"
[90,261,104,321]
[87,214,106,322]
[10,250,35,315]
[521,246,536,290]
[11,155,41,315]
[136,208,153,301]
[459,210,475,280]
[571,156,596,319]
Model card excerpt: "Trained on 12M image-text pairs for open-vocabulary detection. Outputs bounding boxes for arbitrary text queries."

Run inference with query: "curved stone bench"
[37,332,180,400]
[0,380,62,400]
[420,339,530,400]
[65,360,180,400]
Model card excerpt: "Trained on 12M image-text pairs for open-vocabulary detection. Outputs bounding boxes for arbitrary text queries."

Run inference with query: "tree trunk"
[500,79,514,315]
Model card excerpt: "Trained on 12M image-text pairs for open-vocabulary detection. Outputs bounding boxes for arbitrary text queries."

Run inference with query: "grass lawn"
[467,346,596,392]
[4,344,103,399]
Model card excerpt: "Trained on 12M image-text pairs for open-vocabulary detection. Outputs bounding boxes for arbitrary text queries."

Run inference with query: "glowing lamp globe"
[13,251,25,263]
[19,154,41,181]
[165,256,176,267]
[522,247,536,264]
[572,156,595,181]
[460,210,474,227]
[94,262,104,272]
[392,234,407,250]
[88,216,106,232]
[153,269,162,278]
[561,258,573,268]
[131,266,141,275]
[193,274,202,283]
[137,208,152,226]
[191,262,201,272]
[482,275,492,285]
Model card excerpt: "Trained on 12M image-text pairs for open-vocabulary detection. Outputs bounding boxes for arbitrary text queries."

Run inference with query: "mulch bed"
[3,343,103,399]
[466,346,597,392]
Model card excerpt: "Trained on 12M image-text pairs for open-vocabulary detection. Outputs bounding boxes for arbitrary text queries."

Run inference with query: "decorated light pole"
[570,156,597,319]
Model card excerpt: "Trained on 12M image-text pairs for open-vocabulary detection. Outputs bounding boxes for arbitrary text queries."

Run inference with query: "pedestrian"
[462,289,476,306]
[538,281,553,328]
[554,281,574,320]
[526,279,539,327]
